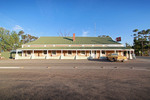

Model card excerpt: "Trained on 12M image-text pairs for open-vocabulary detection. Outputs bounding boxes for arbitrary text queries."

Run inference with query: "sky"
[0,0,150,45]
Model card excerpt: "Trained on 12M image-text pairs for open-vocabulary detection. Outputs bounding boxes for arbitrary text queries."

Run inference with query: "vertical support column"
[61,50,63,56]
[25,51,27,57]
[121,51,123,56]
[75,49,77,60]
[22,50,23,57]
[32,50,34,59]
[100,50,102,59]
[15,50,18,60]
[51,50,52,57]
[47,50,48,56]
[46,50,48,59]
[91,50,93,59]
[126,51,129,59]
[132,50,136,59]
[60,50,63,59]
[96,50,97,59]
[76,50,77,56]
[114,50,116,53]
[129,50,133,59]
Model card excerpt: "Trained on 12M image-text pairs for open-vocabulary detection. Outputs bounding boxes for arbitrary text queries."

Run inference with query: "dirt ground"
[0,57,150,100]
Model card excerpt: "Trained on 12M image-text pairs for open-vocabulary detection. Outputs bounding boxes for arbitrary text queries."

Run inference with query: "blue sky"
[0,0,150,45]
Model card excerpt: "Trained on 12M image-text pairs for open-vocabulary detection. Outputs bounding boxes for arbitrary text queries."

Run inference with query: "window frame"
[43,50,47,55]
[80,51,86,55]
[52,51,56,55]
[67,51,72,55]
[102,50,105,54]
[27,51,31,55]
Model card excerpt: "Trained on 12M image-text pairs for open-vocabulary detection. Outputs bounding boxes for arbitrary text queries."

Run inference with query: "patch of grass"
[1,52,22,59]
[1,52,10,59]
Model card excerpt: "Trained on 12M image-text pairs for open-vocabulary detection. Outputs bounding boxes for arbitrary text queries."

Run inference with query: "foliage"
[133,29,150,56]
[125,43,132,49]
[98,35,111,38]
[0,27,38,52]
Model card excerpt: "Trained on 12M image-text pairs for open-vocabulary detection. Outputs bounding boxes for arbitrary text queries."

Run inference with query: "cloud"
[82,31,89,37]
[13,25,23,31]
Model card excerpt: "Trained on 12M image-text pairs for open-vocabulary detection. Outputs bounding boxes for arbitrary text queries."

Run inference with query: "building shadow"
[88,59,111,62]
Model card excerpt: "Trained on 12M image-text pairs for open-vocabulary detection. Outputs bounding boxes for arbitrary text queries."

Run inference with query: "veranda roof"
[19,47,127,50]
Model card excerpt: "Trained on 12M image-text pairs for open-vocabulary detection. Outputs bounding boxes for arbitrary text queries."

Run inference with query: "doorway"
[92,51,96,58]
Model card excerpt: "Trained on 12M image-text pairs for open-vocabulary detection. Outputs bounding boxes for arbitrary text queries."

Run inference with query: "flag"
[116,37,121,41]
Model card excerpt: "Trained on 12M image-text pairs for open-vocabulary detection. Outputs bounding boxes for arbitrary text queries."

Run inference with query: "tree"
[0,27,38,52]
[98,35,110,38]
[18,30,24,36]
[0,27,11,51]
[18,30,38,44]
[125,43,132,49]
[133,29,150,56]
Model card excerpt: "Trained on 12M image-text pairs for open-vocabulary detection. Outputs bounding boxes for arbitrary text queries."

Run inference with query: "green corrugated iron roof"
[26,37,120,44]
[19,47,126,50]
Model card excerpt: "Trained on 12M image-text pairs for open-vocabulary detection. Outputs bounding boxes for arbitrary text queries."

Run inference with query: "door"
[92,51,96,58]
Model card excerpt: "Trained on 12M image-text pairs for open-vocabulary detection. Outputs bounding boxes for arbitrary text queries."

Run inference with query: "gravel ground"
[0,57,150,100]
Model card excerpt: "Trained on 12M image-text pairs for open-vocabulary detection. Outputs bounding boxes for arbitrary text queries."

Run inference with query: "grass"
[1,52,22,59]
[1,52,10,59]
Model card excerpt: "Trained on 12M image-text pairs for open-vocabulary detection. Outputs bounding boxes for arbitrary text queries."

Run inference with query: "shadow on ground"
[88,59,111,62]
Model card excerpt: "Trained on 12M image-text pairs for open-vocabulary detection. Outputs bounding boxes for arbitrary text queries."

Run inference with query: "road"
[0,57,150,70]
[0,57,150,100]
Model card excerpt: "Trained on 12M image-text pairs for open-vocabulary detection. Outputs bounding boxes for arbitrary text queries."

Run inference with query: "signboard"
[116,37,121,41]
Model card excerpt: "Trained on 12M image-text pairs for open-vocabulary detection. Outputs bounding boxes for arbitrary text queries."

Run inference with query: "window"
[68,51,72,55]
[27,51,31,55]
[52,51,56,55]
[81,51,85,55]
[44,50,47,55]
[102,50,105,54]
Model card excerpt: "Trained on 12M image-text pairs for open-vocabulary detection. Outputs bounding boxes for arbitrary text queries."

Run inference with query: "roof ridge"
[39,36,111,38]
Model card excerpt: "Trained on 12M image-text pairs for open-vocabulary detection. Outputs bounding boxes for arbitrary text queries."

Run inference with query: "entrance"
[92,51,96,58]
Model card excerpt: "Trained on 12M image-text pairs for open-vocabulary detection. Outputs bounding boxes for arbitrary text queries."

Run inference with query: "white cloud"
[82,31,89,37]
[13,25,23,31]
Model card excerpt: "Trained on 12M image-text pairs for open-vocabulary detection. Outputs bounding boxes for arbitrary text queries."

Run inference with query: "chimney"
[73,33,75,41]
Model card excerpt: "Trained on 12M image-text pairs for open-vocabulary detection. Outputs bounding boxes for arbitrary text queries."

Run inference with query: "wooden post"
[61,50,63,56]
[76,50,77,56]
[47,50,48,59]
[129,50,133,59]
[32,50,34,59]
[126,50,129,59]
[15,50,18,59]
[22,50,23,57]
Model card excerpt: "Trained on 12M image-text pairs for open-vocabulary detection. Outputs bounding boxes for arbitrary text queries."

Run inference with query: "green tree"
[133,29,150,56]
[18,30,38,44]
[0,27,38,52]
[0,27,10,51]
[125,43,132,49]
